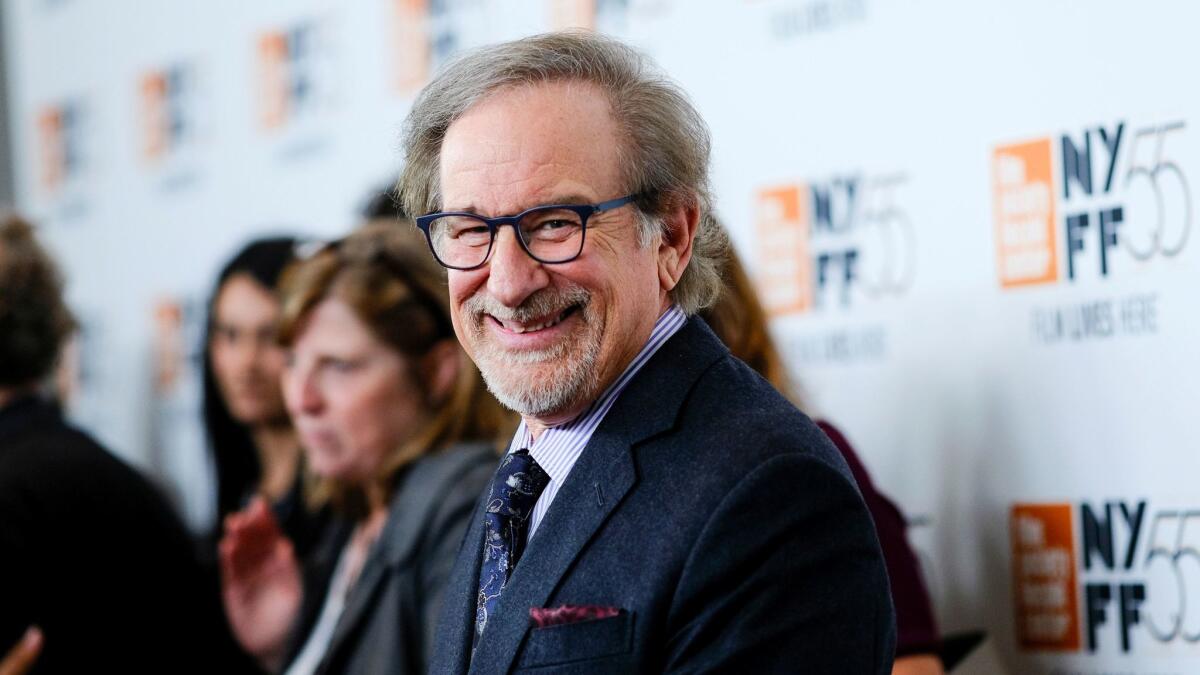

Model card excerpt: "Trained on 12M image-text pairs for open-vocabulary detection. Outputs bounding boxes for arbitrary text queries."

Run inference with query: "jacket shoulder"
[378,442,496,567]
[409,442,497,486]
[673,351,853,481]
[0,416,169,508]
[398,443,496,518]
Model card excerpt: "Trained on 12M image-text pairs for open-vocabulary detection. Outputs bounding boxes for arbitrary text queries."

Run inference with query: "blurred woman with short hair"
[220,223,511,674]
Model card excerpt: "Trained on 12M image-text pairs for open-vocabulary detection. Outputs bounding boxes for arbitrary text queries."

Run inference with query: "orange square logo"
[754,185,812,316]
[37,108,66,191]
[1011,503,1081,651]
[393,0,430,93]
[140,72,169,161]
[258,32,290,129]
[993,139,1058,287]
[550,0,597,30]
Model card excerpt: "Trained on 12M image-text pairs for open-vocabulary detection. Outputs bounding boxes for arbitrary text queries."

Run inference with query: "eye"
[326,357,362,374]
[213,325,238,344]
[455,226,491,246]
[437,217,491,247]
[521,210,583,241]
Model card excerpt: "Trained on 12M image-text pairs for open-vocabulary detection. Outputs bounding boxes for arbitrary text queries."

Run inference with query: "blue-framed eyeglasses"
[414,194,639,271]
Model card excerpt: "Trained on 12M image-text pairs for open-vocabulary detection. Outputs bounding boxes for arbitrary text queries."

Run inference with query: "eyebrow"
[442,194,595,216]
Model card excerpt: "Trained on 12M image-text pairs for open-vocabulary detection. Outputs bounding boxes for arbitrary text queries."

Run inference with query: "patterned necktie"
[475,449,550,642]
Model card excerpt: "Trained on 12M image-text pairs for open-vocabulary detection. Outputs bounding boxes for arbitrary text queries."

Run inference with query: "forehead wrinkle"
[444,156,584,216]
[440,80,622,215]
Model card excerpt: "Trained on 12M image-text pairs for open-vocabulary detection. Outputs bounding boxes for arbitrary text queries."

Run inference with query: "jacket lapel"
[467,426,636,674]
[326,451,488,673]
[321,540,389,664]
[467,318,728,674]
[433,509,487,674]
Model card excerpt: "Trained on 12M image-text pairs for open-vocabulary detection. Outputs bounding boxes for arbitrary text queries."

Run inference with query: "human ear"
[656,194,700,293]
[421,339,461,406]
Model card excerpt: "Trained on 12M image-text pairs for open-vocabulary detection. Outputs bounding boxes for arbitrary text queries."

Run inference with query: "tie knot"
[486,448,550,520]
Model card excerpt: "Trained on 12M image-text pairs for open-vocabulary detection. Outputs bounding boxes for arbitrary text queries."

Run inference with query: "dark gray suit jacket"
[286,443,496,675]
[430,318,897,674]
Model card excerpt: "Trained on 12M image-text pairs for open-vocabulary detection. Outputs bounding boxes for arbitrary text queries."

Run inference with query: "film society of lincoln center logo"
[37,99,86,194]
[257,19,335,130]
[139,62,199,163]
[992,119,1192,287]
[1012,500,1200,655]
[391,0,431,93]
[753,173,914,316]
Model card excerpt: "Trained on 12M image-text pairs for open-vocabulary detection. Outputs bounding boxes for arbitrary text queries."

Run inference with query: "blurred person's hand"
[219,497,301,672]
[0,627,42,675]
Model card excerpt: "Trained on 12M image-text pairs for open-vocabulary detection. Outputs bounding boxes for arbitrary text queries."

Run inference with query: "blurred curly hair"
[0,215,77,387]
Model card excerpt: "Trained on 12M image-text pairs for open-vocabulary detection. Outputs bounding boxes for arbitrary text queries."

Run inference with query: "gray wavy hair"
[397,30,729,314]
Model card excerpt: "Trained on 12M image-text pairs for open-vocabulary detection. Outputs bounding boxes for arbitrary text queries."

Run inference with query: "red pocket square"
[529,604,620,628]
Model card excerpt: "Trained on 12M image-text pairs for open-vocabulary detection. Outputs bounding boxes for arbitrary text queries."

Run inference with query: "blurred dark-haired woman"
[203,237,328,563]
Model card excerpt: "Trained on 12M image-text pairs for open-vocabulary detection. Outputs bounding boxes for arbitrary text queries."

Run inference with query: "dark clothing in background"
[198,461,332,574]
[283,443,495,674]
[194,442,330,646]
[0,396,256,674]
[213,443,332,562]
[269,469,332,563]
[818,420,942,657]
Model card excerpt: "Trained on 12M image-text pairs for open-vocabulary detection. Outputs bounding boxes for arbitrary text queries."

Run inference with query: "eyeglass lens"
[427,206,586,268]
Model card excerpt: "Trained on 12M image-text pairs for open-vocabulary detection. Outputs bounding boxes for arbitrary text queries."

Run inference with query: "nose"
[228,336,258,373]
[245,336,272,372]
[284,364,323,417]
[485,226,550,307]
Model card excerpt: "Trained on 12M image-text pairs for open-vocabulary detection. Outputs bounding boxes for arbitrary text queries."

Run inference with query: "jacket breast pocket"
[514,611,635,671]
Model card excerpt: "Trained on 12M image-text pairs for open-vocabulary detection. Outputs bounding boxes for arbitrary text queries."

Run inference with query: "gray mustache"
[463,286,591,323]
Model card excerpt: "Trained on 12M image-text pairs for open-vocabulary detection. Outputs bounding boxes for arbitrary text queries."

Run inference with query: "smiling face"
[210,274,289,426]
[439,81,670,427]
[281,297,430,484]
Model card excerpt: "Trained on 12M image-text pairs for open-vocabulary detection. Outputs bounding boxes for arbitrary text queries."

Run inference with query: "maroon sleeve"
[817,420,942,657]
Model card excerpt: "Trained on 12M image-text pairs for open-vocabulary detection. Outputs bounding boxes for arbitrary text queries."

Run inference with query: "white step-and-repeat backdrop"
[7,1,1198,672]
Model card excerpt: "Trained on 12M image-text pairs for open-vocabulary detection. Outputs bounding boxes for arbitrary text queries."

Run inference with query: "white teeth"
[503,310,568,334]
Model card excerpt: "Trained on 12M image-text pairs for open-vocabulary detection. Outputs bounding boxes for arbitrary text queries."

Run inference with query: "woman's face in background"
[281,296,430,484]
[210,274,289,426]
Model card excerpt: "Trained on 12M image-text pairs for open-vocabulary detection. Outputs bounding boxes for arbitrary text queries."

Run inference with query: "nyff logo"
[257,20,333,129]
[140,63,198,162]
[993,120,1192,288]
[753,173,914,316]
[1012,500,1200,655]
[37,100,85,193]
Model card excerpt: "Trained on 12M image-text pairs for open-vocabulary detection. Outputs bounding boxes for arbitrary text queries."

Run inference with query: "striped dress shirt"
[506,304,687,541]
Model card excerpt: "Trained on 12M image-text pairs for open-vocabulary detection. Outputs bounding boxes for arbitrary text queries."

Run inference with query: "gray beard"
[476,332,600,418]
[463,286,602,419]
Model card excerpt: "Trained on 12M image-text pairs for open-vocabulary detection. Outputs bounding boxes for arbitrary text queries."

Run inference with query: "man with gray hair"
[399,31,896,673]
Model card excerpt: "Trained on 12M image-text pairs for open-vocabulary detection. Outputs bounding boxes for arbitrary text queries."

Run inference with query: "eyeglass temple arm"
[594,194,639,213]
